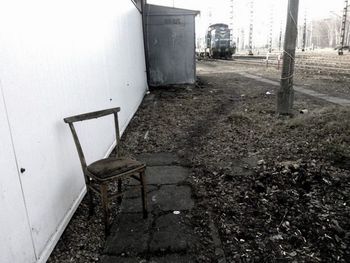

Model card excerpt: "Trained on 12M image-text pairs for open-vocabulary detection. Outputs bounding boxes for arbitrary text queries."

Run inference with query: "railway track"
[230,57,350,76]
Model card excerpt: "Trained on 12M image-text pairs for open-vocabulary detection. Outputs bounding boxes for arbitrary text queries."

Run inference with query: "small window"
[131,0,142,12]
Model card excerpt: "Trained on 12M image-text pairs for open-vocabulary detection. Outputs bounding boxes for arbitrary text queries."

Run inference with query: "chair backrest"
[64,107,121,179]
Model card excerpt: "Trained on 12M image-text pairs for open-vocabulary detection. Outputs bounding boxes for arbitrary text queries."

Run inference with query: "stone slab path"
[100,153,197,263]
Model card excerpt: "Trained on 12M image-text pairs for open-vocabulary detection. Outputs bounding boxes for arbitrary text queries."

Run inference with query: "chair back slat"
[68,123,89,184]
[64,107,122,176]
[64,107,120,123]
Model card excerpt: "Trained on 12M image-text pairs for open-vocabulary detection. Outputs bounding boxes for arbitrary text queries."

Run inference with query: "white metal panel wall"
[0,0,147,262]
[0,86,36,263]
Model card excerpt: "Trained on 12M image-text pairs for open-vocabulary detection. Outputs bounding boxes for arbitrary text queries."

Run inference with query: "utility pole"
[277,0,300,115]
[248,0,254,55]
[279,20,283,51]
[309,19,313,50]
[302,11,307,51]
[346,18,350,47]
[268,3,274,53]
[229,0,235,51]
[339,0,349,55]
[241,29,245,50]
[208,7,212,26]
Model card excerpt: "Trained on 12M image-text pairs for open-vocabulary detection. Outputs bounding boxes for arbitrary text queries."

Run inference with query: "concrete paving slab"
[147,166,189,185]
[102,157,198,262]
[127,166,189,186]
[150,213,194,253]
[101,253,194,263]
[120,192,155,213]
[149,254,194,263]
[100,255,144,263]
[104,213,152,256]
[121,185,194,213]
[137,152,181,166]
[126,166,189,186]
[151,185,194,211]
[124,185,158,199]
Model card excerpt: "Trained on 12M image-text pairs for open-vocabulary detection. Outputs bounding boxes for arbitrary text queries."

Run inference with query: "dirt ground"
[48,58,350,263]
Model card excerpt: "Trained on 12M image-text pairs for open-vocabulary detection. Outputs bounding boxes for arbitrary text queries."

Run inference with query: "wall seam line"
[0,79,38,260]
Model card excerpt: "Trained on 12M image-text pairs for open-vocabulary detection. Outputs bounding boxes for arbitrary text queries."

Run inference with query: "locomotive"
[206,23,236,59]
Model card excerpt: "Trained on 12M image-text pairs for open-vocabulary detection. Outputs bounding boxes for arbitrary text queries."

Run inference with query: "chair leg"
[87,187,94,218]
[100,183,110,235]
[140,170,148,219]
[117,178,122,205]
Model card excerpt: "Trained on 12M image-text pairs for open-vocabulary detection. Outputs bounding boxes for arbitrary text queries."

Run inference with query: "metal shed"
[144,4,199,86]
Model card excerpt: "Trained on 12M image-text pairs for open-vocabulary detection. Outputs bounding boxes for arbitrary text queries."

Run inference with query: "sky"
[147,0,345,48]
[147,0,345,19]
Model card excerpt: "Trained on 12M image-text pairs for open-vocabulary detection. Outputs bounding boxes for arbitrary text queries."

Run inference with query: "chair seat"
[87,157,144,179]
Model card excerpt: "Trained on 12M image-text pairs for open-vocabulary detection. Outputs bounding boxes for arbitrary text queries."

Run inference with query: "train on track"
[197,23,236,59]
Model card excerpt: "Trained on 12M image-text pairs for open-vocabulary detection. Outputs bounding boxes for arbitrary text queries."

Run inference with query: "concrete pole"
[309,20,313,49]
[229,0,235,51]
[208,7,212,26]
[277,0,299,115]
[241,29,245,50]
[302,12,307,51]
[339,0,348,55]
[346,20,350,48]
[279,21,283,51]
[268,3,274,53]
[248,0,254,55]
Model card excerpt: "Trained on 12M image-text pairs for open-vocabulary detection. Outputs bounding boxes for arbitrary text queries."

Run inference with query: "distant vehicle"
[335,45,349,55]
[206,23,236,59]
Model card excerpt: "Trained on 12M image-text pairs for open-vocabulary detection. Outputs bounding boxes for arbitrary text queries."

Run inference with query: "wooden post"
[277,0,299,115]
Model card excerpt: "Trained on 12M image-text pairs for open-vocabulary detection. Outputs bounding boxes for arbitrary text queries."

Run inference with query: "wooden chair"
[64,107,147,235]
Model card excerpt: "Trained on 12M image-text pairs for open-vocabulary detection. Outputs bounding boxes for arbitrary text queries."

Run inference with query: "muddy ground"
[48,59,350,263]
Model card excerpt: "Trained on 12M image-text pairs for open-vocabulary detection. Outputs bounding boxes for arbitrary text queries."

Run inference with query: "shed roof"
[145,4,200,16]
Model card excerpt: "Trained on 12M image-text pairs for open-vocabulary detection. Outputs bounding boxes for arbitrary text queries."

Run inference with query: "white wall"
[0,1,147,262]
[0,88,37,263]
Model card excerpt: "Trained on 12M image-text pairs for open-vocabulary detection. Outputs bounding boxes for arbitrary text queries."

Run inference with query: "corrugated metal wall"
[0,1,147,262]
